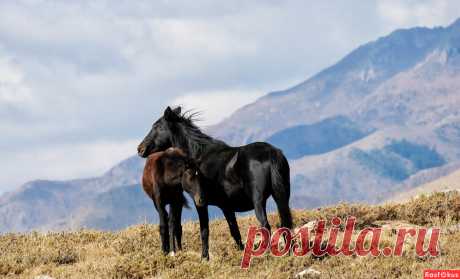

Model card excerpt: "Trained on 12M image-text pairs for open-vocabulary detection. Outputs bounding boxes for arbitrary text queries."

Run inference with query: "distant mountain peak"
[265,21,447,101]
[211,20,460,145]
[449,17,460,29]
[104,155,143,178]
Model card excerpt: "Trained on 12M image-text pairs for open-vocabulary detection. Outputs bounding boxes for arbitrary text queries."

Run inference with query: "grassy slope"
[1,192,459,279]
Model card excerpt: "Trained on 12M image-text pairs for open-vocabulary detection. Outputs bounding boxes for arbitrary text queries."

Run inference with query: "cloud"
[171,90,264,126]
[0,139,138,193]
[0,53,32,104]
[0,0,459,192]
[377,0,460,28]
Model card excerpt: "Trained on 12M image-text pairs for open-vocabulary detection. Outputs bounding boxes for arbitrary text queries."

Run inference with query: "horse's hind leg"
[250,170,272,231]
[253,197,271,232]
[222,208,244,250]
[271,191,293,229]
[270,153,293,229]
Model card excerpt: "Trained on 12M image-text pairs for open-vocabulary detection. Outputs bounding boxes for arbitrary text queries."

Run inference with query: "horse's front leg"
[157,203,170,255]
[173,203,183,251]
[168,208,176,254]
[222,208,244,250]
[197,206,209,260]
[169,202,183,253]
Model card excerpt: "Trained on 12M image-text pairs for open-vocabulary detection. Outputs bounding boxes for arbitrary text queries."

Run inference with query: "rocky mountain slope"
[388,168,460,203]
[2,19,460,232]
[210,19,460,143]
[211,18,460,207]
[0,156,144,232]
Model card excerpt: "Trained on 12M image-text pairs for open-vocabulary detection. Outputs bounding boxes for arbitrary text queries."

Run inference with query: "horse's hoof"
[168,251,176,257]
[237,243,244,251]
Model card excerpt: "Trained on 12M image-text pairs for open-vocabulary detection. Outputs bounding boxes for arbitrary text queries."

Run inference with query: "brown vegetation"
[1,192,459,278]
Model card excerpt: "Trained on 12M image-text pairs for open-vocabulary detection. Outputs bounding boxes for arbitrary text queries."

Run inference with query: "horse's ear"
[164,106,180,122]
[172,106,181,115]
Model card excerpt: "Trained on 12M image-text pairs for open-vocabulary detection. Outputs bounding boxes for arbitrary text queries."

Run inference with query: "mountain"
[388,167,460,203]
[266,116,372,159]
[2,19,460,232]
[0,156,144,232]
[210,19,460,143]
[209,18,460,206]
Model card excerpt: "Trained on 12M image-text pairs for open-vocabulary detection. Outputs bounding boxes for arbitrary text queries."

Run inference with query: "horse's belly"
[210,180,255,212]
[226,194,254,212]
[232,203,254,212]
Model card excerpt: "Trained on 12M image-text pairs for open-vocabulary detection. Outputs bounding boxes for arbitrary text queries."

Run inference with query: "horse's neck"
[187,138,223,160]
[175,126,226,160]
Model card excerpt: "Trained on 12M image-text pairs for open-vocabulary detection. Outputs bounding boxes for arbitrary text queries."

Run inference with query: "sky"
[1,0,460,193]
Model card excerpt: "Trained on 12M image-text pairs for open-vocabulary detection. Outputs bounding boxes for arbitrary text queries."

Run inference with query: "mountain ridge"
[209,19,460,144]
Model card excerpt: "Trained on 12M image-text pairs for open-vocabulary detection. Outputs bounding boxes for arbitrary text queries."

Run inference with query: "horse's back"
[198,141,289,211]
[240,141,284,159]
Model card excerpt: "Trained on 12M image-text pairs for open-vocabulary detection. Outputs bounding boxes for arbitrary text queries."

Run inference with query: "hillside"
[210,18,460,206]
[1,192,459,279]
[0,156,144,232]
[266,116,372,159]
[389,168,460,203]
[210,19,460,143]
[0,155,222,233]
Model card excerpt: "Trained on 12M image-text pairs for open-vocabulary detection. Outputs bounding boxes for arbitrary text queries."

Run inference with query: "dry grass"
[1,192,459,279]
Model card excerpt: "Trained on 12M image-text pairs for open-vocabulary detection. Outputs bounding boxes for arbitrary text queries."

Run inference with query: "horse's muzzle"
[137,144,147,158]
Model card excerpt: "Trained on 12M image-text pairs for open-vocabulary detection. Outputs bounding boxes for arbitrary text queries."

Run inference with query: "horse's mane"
[171,108,228,158]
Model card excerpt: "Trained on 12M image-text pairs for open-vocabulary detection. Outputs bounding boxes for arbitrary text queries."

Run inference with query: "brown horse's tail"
[270,148,293,229]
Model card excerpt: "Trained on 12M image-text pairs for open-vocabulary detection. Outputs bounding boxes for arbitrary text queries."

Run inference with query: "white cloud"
[149,18,258,57]
[171,90,264,126]
[0,139,138,193]
[377,0,460,29]
[0,54,33,106]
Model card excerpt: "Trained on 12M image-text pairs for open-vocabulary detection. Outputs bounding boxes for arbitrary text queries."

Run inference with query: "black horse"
[137,106,292,260]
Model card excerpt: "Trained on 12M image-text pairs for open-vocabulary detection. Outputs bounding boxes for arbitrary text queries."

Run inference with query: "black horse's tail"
[270,148,293,229]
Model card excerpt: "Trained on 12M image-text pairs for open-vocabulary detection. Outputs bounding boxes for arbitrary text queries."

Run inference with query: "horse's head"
[182,165,206,207]
[137,106,181,158]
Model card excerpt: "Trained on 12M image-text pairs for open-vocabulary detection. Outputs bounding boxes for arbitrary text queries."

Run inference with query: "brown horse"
[142,147,194,255]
